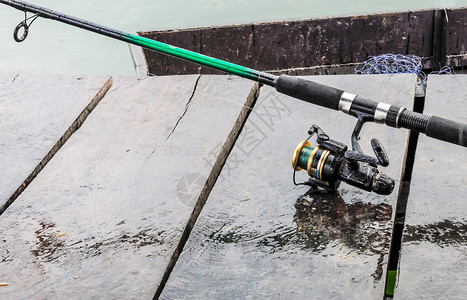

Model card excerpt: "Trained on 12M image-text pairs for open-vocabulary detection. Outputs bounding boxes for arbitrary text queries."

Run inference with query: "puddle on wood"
[403,220,467,246]
[28,221,166,262]
[1,217,168,264]
[294,189,392,254]
[0,215,170,297]
[160,187,399,299]
[207,188,393,281]
[30,220,66,261]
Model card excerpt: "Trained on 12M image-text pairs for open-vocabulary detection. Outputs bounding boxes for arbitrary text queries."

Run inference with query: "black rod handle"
[275,74,343,110]
[399,110,467,147]
[426,115,466,147]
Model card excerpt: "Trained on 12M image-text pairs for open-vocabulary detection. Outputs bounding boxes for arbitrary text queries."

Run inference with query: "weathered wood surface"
[140,8,467,76]
[0,75,255,299]
[160,74,416,299]
[395,75,467,299]
[446,10,467,68]
[0,75,112,210]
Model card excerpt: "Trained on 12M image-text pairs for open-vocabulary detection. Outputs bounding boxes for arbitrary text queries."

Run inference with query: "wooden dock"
[0,73,465,299]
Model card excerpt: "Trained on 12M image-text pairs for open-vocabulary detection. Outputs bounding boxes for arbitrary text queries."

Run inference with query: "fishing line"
[354,54,455,92]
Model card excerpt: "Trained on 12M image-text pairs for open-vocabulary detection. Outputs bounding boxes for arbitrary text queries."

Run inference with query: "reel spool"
[292,140,343,191]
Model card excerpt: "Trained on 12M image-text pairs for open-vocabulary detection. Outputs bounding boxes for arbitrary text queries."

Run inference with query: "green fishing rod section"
[2,0,466,147]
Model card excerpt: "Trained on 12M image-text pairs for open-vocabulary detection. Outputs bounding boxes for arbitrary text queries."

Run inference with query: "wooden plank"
[446,10,467,67]
[160,74,416,299]
[0,74,112,210]
[139,9,467,76]
[395,75,467,299]
[0,75,256,298]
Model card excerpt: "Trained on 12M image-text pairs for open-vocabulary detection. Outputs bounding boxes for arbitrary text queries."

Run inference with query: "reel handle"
[371,138,389,167]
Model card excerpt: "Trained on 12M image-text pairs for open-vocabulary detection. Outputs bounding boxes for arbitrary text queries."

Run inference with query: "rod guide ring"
[13,21,28,42]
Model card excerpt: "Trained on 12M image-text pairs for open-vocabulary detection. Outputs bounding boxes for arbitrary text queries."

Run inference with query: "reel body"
[292,125,395,195]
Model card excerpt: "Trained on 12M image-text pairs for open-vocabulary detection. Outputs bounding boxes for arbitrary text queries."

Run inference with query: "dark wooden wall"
[139,8,467,76]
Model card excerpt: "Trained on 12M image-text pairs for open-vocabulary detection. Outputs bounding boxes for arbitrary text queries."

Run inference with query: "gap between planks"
[0,77,114,216]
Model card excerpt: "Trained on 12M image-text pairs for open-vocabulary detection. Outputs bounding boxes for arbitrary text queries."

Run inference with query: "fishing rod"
[2,0,466,195]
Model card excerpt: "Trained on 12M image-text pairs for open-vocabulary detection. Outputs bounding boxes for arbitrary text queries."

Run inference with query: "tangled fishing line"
[354,54,454,92]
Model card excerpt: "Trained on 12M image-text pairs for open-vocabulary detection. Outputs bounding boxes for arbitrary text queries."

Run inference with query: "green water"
[0,0,463,75]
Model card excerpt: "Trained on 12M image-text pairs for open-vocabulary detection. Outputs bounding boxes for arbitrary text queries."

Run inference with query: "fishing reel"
[292,124,395,195]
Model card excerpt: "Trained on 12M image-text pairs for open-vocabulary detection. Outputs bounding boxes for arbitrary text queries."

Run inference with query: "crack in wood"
[166,74,202,141]
[11,74,19,84]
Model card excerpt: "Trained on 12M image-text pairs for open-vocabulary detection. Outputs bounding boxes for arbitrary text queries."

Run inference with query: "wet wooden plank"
[0,75,256,298]
[0,74,112,210]
[395,75,467,299]
[160,74,416,299]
